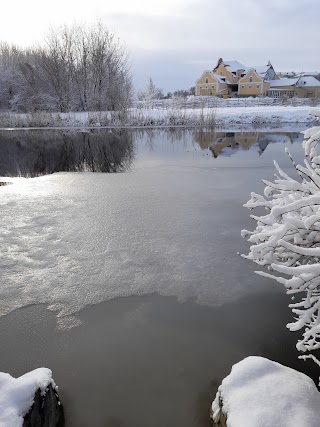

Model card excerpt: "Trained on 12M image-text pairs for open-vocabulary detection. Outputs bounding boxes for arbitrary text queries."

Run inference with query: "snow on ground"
[0,368,54,426]
[134,96,315,110]
[0,103,319,129]
[216,105,317,125]
[212,356,320,427]
[62,105,319,127]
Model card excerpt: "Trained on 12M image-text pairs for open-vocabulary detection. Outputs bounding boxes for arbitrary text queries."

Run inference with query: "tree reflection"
[0,129,134,177]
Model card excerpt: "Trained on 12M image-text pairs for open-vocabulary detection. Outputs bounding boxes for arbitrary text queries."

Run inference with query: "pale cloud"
[1,0,319,92]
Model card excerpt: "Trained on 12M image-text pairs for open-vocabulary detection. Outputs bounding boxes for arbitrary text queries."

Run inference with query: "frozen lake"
[0,127,318,426]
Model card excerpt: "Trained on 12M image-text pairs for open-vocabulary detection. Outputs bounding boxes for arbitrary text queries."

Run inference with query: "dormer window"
[249,76,253,82]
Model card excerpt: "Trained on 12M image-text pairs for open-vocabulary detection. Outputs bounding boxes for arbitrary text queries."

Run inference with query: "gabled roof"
[252,65,273,77]
[238,68,263,82]
[216,59,273,78]
[222,60,246,72]
[296,76,320,87]
[195,71,232,85]
[269,78,299,88]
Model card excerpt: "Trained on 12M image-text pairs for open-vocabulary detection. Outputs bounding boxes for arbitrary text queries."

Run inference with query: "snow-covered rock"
[0,368,63,427]
[211,356,320,427]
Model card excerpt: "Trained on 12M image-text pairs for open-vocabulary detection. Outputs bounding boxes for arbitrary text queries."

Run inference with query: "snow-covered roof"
[252,65,272,76]
[195,70,231,84]
[269,78,299,88]
[222,60,246,72]
[279,71,319,78]
[297,76,320,87]
[278,72,297,77]
[214,59,274,78]
[211,73,231,84]
[302,72,320,77]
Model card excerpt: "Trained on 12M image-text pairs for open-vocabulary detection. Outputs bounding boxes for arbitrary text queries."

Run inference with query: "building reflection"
[193,129,304,158]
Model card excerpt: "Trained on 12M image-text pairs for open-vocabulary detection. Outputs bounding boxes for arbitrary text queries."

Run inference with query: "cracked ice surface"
[0,130,304,328]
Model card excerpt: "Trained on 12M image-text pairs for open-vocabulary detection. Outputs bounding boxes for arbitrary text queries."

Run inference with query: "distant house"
[268,78,298,98]
[195,58,319,98]
[295,76,320,97]
[279,71,320,80]
[268,76,320,98]
[195,58,275,97]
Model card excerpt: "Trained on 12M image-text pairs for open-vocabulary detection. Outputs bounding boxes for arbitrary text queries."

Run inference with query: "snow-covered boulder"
[211,356,320,427]
[0,368,63,427]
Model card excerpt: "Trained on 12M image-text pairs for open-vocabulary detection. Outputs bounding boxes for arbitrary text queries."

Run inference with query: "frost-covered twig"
[242,110,320,368]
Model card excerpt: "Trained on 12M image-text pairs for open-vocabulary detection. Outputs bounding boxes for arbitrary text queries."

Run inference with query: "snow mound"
[212,356,320,427]
[0,368,54,426]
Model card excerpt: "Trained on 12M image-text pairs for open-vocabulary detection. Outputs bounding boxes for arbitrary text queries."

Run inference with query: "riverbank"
[0,105,318,129]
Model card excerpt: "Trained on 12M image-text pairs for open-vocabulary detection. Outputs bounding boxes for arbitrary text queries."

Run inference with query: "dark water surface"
[0,126,317,426]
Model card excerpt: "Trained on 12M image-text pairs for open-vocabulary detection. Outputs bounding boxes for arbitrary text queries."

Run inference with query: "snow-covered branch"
[242,110,320,364]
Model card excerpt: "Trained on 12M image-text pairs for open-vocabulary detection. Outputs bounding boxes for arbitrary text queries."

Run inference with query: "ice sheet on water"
[1,129,305,327]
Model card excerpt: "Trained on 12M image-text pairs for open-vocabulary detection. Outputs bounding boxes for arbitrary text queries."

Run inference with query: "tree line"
[0,22,133,113]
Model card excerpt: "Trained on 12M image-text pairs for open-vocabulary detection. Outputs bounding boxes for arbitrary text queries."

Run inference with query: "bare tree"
[0,21,133,113]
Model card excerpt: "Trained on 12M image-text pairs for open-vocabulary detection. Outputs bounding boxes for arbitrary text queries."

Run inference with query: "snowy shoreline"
[0,105,318,130]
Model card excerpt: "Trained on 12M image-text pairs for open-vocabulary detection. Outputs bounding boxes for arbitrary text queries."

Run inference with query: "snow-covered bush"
[242,110,320,367]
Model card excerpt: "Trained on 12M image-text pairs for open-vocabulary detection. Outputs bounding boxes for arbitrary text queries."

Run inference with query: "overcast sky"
[1,0,319,92]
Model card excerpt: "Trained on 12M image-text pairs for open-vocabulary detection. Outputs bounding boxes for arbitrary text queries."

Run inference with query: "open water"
[0,126,317,426]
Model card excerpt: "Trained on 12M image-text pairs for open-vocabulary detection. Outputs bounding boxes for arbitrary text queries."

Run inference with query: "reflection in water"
[0,128,306,178]
[193,129,304,158]
[0,129,134,177]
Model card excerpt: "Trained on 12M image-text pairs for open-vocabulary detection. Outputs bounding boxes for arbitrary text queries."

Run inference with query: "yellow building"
[196,58,320,98]
[195,58,275,97]
[238,69,270,97]
[195,71,230,97]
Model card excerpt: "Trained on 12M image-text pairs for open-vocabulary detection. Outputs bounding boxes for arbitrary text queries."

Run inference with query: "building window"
[256,84,260,88]
[205,78,209,84]
[249,85,252,89]
[241,85,244,89]
[212,85,215,89]
[249,77,253,82]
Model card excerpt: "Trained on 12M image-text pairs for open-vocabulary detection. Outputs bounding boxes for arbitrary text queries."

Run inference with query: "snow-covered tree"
[242,110,320,367]
[137,78,163,101]
[0,22,133,112]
